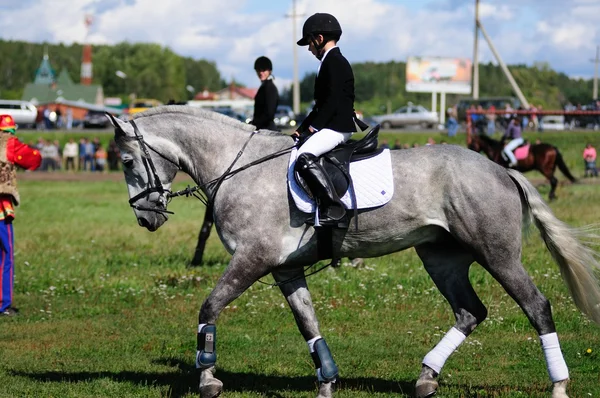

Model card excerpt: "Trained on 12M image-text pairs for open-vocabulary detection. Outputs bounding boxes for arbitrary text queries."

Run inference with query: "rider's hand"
[291,131,300,138]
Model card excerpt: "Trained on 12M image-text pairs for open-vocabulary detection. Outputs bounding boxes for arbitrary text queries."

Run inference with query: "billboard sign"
[406,56,472,94]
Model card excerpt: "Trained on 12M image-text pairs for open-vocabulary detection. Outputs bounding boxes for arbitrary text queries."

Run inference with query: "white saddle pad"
[288,148,394,214]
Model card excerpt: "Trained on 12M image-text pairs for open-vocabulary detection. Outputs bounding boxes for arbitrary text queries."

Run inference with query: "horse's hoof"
[317,381,334,398]
[200,379,223,398]
[552,379,569,398]
[415,378,438,398]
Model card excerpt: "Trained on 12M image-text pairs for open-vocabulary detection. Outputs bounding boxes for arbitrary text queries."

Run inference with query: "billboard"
[406,56,472,94]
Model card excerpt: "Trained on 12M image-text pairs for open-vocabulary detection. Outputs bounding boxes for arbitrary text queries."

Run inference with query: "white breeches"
[503,137,524,165]
[297,128,353,157]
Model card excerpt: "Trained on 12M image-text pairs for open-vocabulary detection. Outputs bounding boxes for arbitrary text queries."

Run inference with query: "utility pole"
[286,0,304,115]
[592,45,599,100]
[472,0,479,99]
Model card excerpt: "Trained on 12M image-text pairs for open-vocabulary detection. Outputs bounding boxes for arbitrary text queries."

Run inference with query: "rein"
[123,120,296,212]
[170,135,296,207]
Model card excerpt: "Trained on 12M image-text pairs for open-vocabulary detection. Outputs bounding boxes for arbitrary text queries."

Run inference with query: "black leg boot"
[295,153,346,226]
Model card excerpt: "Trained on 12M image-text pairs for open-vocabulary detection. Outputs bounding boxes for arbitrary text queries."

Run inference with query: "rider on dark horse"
[292,13,362,227]
[502,117,524,168]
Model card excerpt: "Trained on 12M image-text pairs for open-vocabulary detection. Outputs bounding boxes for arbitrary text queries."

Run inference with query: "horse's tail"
[507,169,600,325]
[554,147,577,182]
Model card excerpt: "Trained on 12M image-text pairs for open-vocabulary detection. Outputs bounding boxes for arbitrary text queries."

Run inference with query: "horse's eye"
[123,158,134,168]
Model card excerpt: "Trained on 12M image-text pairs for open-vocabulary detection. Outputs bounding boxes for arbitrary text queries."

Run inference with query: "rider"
[502,116,524,168]
[293,13,362,226]
[0,115,41,316]
[250,56,279,130]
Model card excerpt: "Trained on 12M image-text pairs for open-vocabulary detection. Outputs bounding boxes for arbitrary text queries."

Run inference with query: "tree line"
[0,39,595,115]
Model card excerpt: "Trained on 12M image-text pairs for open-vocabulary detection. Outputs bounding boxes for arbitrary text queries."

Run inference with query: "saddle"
[294,124,381,201]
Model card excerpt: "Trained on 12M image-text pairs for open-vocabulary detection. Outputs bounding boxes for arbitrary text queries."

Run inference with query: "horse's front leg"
[189,205,214,267]
[273,268,338,398]
[197,251,270,398]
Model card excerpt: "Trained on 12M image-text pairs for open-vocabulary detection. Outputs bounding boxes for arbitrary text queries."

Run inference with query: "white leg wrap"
[540,333,569,383]
[422,327,467,374]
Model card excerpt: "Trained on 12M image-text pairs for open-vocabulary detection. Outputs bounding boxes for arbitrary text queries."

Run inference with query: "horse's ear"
[106,113,128,138]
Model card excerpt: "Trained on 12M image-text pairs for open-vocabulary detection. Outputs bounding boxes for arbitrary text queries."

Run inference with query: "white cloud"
[0,0,598,87]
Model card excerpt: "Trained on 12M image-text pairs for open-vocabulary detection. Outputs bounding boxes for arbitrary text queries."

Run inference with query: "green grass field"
[0,129,599,397]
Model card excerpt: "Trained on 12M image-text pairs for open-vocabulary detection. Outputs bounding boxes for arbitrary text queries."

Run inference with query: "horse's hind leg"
[196,250,272,398]
[482,256,569,397]
[414,241,485,398]
[273,268,337,398]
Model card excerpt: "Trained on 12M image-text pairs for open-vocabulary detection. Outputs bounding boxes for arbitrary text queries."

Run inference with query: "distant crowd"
[29,137,121,172]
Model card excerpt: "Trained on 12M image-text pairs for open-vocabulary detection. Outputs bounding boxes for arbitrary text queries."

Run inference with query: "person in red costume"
[0,115,41,317]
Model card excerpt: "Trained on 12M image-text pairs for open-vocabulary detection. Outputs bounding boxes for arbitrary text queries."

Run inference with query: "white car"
[0,100,37,127]
[371,104,438,129]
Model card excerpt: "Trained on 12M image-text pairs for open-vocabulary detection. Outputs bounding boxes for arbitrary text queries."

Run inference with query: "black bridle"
[119,120,296,215]
[121,119,178,215]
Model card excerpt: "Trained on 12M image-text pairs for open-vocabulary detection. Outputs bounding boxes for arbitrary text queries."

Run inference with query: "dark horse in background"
[468,134,577,200]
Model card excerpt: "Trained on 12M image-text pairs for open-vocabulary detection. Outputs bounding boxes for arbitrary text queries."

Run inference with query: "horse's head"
[107,113,181,231]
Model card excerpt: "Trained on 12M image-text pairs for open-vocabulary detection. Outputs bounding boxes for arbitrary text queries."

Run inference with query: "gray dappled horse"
[108,106,600,398]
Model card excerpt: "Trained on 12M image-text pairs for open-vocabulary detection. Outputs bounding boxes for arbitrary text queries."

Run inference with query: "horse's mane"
[132,105,286,136]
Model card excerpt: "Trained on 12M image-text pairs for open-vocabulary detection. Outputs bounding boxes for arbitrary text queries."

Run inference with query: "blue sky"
[1,0,598,92]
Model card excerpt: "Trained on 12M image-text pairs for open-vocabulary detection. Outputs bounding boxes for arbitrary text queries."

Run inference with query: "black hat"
[254,56,273,71]
[297,13,342,46]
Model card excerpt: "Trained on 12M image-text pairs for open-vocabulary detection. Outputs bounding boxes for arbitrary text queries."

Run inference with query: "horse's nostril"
[138,217,150,228]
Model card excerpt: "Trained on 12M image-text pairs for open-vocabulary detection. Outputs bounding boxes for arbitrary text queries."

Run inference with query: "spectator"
[53,140,62,170]
[43,108,52,130]
[537,104,544,132]
[78,138,86,171]
[530,104,539,131]
[426,137,436,146]
[35,107,44,130]
[393,139,402,149]
[402,143,410,149]
[518,106,529,131]
[107,140,121,171]
[66,108,73,130]
[447,105,458,137]
[502,103,513,129]
[39,139,59,171]
[0,114,41,317]
[250,56,279,130]
[63,138,78,171]
[583,143,598,178]
[486,105,497,136]
[380,139,390,149]
[95,143,108,173]
[55,108,62,129]
[84,138,96,171]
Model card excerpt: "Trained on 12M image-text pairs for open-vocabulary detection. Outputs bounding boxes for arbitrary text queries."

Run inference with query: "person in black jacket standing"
[250,56,279,130]
[293,13,361,226]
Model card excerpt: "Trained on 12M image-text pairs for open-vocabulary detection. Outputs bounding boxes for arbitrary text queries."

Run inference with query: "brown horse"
[468,134,577,200]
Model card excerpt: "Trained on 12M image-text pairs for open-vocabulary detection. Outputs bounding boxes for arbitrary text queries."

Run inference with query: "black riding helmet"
[254,56,273,72]
[297,13,342,47]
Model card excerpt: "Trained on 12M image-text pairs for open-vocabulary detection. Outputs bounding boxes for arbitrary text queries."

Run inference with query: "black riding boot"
[295,153,346,226]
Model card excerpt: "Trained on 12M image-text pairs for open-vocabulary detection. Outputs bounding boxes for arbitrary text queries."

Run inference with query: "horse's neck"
[175,123,289,187]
